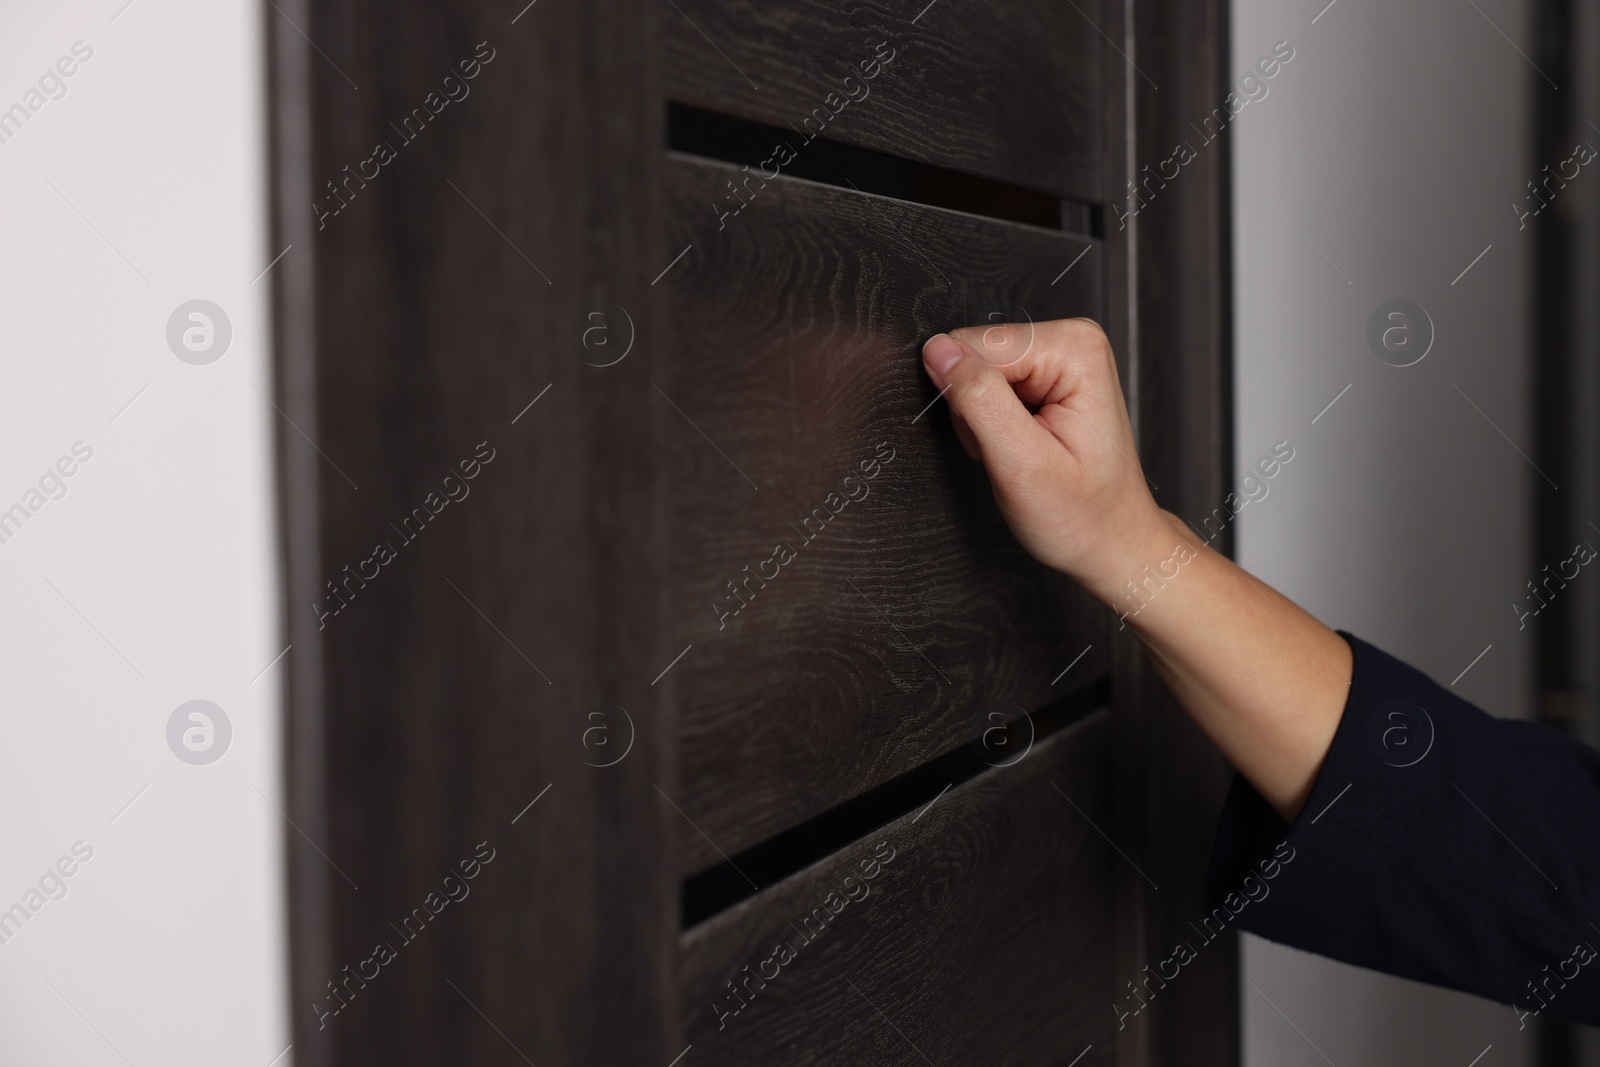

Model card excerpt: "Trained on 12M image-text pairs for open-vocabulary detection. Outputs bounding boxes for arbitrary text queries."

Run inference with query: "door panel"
[680,712,1116,1067]
[663,0,1105,202]
[662,156,1109,871]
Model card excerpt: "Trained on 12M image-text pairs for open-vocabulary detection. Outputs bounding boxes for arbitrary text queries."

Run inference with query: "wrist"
[1075,506,1192,610]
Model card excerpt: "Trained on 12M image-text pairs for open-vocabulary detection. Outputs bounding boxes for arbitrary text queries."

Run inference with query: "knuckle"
[1062,316,1111,353]
[1042,318,1116,386]
[945,324,982,350]
[951,365,1004,408]
[952,321,1028,363]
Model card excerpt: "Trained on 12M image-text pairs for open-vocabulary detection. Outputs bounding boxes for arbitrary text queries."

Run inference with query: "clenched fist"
[920,319,1172,608]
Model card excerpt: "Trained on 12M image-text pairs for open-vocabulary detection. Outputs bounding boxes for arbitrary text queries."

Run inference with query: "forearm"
[922,322,1600,1024]
[1088,510,1351,822]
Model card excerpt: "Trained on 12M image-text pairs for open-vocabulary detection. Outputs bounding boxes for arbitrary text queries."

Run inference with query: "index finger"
[947,317,1117,410]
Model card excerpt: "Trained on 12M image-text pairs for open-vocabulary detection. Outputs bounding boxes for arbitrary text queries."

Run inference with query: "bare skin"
[921,319,1352,822]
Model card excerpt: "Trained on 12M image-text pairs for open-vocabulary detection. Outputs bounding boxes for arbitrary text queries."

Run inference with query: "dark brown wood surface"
[680,711,1117,1066]
[661,156,1109,872]
[1114,1,1241,1065]
[267,0,1236,1063]
[268,1,678,1064]
[663,0,1104,203]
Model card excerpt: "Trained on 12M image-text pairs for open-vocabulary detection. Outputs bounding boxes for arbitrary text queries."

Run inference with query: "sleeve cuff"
[1199,630,1600,1027]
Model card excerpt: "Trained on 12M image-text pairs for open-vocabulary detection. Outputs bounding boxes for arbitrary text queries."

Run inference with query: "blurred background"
[0,0,1595,1064]
[1233,0,1599,1065]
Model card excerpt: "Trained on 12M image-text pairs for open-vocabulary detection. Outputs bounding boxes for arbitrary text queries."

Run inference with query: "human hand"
[920,318,1172,605]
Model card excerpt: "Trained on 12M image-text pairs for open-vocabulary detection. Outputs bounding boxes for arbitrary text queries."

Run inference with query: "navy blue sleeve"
[1203,631,1600,1029]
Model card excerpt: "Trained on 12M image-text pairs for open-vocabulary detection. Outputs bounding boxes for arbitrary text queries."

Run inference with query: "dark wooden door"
[265,1,1235,1064]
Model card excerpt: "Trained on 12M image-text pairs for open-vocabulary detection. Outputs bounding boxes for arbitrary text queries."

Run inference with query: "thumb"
[922,333,1054,483]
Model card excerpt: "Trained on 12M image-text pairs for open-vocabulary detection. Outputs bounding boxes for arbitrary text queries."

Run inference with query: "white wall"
[0,2,289,1065]
[1232,0,1539,1063]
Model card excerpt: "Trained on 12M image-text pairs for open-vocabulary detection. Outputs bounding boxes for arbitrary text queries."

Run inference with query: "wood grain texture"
[661,156,1110,873]
[269,1,678,1064]
[662,0,1104,203]
[680,711,1118,1066]
[269,0,1238,1061]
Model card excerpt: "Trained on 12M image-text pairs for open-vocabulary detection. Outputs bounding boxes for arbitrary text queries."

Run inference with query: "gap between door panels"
[680,674,1110,929]
[667,101,1104,239]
